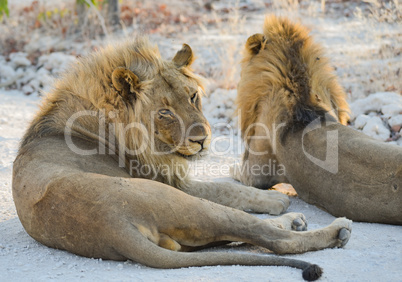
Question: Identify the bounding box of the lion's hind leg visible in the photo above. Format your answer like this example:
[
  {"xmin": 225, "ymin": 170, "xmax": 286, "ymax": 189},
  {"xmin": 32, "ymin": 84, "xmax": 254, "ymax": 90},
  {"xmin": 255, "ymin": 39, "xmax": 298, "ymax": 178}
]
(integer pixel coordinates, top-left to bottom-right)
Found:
[
  {"xmin": 267, "ymin": 217, "xmax": 352, "ymax": 255},
  {"xmin": 264, "ymin": 212, "xmax": 308, "ymax": 231},
  {"xmin": 112, "ymin": 218, "xmax": 323, "ymax": 281}
]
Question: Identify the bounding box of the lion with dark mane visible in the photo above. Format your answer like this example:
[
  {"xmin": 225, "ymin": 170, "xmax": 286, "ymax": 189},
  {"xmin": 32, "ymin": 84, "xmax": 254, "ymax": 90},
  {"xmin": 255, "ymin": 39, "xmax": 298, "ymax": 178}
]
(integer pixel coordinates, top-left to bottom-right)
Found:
[
  {"xmin": 234, "ymin": 15, "xmax": 402, "ymax": 225},
  {"xmin": 13, "ymin": 36, "xmax": 352, "ymax": 281}
]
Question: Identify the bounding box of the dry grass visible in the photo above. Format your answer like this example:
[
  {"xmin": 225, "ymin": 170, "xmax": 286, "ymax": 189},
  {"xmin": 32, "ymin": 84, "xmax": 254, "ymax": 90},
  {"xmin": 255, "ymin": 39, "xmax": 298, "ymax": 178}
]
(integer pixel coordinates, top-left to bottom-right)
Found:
[
  {"xmin": 200, "ymin": 2, "xmax": 247, "ymax": 90},
  {"xmin": 0, "ymin": 1, "xmax": 109, "ymax": 58},
  {"xmin": 0, "ymin": 0, "xmax": 400, "ymax": 96},
  {"xmin": 357, "ymin": 0, "xmax": 401, "ymax": 23},
  {"xmin": 0, "ymin": 0, "xmax": 202, "ymax": 57}
]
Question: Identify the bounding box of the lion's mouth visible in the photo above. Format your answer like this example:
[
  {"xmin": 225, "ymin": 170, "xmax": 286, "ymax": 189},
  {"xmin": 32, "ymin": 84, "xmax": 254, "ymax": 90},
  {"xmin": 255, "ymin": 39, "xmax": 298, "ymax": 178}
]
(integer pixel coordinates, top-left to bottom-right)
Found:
[{"xmin": 175, "ymin": 147, "xmax": 209, "ymax": 160}]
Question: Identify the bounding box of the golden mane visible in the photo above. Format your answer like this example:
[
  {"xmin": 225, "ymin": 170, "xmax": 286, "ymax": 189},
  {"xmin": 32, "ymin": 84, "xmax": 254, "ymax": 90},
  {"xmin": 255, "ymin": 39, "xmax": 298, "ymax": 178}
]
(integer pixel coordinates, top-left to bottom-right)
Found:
[
  {"xmin": 20, "ymin": 37, "xmax": 204, "ymax": 187},
  {"xmin": 237, "ymin": 15, "xmax": 350, "ymax": 141}
]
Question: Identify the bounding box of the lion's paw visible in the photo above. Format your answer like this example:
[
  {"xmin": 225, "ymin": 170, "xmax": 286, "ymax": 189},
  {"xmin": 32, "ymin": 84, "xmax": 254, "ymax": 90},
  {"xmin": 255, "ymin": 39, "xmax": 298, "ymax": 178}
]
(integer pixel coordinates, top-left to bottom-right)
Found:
[
  {"xmin": 266, "ymin": 212, "xmax": 307, "ymax": 231},
  {"xmin": 264, "ymin": 190, "xmax": 290, "ymax": 215},
  {"xmin": 291, "ymin": 213, "xmax": 308, "ymax": 231},
  {"xmin": 329, "ymin": 217, "xmax": 352, "ymax": 248},
  {"xmin": 338, "ymin": 228, "xmax": 351, "ymax": 247}
]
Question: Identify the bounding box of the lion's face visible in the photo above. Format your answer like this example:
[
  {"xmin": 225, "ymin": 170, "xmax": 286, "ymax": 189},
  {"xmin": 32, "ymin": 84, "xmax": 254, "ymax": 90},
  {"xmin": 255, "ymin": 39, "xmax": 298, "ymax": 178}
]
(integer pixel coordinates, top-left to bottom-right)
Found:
[
  {"xmin": 149, "ymin": 69, "xmax": 211, "ymax": 157},
  {"xmin": 111, "ymin": 44, "xmax": 211, "ymax": 158}
]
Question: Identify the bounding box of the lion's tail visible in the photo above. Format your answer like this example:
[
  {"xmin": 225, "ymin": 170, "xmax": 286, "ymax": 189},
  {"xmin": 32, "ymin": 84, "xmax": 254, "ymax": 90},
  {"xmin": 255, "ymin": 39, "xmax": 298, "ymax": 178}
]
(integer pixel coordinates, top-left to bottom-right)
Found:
[{"xmin": 114, "ymin": 224, "xmax": 322, "ymax": 281}]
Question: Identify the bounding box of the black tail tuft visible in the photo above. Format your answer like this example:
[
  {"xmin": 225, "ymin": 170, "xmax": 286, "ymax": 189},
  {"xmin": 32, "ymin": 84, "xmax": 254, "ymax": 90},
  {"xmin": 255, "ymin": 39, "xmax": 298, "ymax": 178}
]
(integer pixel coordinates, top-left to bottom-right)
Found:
[{"xmin": 302, "ymin": 264, "xmax": 323, "ymax": 281}]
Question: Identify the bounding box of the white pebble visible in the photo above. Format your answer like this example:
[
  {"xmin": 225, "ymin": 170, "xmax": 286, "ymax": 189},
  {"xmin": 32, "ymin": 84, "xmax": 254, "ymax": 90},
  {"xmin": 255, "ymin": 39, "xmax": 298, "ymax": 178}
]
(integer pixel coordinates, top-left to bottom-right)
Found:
[
  {"xmin": 388, "ymin": 115, "xmax": 402, "ymax": 127},
  {"xmin": 382, "ymin": 104, "xmax": 402, "ymax": 117},
  {"xmin": 0, "ymin": 64, "xmax": 16, "ymax": 82},
  {"xmin": 10, "ymin": 52, "xmax": 31, "ymax": 68},
  {"xmin": 22, "ymin": 84, "xmax": 34, "ymax": 95},
  {"xmin": 350, "ymin": 92, "xmax": 402, "ymax": 120},
  {"xmin": 354, "ymin": 114, "xmax": 370, "ymax": 129},
  {"xmin": 362, "ymin": 116, "xmax": 390, "ymax": 141}
]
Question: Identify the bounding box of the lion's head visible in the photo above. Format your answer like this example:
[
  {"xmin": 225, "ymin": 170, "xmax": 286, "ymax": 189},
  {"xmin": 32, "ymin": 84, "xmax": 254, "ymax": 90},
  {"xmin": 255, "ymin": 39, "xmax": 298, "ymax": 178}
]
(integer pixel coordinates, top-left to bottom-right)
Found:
[
  {"xmin": 233, "ymin": 15, "xmax": 350, "ymax": 188},
  {"xmin": 21, "ymin": 38, "xmax": 211, "ymax": 186},
  {"xmin": 110, "ymin": 43, "xmax": 211, "ymax": 158},
  {"xmin": 237, "ymin": 15, "xmax": 350, "ymax": 142}
]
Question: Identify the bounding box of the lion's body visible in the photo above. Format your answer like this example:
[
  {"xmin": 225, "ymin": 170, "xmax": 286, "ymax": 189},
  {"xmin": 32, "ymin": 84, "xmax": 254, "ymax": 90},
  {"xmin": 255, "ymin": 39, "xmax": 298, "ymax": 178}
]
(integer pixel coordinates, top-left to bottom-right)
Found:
[
  {"xmin": 13, "ymin": 37, "xmax": 352, "ymax": 281},
  {"xmin": 234, "ymin": 15, "xmax": 402, "ymax": 224}
]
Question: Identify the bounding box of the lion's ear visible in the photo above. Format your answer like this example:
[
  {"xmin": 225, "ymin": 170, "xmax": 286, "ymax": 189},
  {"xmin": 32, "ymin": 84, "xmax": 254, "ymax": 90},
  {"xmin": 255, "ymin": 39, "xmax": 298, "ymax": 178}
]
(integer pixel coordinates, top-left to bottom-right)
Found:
[
  {"xmin": 246, "ymin": 33, "xmax": 266, "ymax": 55},
  {"xmin": 111, "ymin": 67, "xmax": 140, "ymax": 100},
  {"xmin": 172, "ymin": 44, "xmax": 194, "ymax": 68}
]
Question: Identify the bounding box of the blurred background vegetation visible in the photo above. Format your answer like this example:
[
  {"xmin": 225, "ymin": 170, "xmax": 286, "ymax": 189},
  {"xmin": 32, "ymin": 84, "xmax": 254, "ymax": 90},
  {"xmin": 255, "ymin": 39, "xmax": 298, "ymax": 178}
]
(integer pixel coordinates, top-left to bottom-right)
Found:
[{"xmin": 0, "ymin": 0, "xmax": 400, "ymax": 94}]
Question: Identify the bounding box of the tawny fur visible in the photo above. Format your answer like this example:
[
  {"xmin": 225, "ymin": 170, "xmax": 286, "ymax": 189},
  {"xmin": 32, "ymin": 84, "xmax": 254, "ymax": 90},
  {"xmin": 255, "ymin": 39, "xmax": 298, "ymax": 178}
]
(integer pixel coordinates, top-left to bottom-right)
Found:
[
  {"xmin": 234, "ymin": 15, "xmax": 402, "ymax": 224},
  {"xmin": 21, "ymin": 38, "xmax": 203, "ymax": 187},
  {"xmin": 237, "ymin": 15, "xmax": 350, "ymax": 142},
  {"xmin": 13, "ymin": 37, "xmax": 354, "ymax": 281}
]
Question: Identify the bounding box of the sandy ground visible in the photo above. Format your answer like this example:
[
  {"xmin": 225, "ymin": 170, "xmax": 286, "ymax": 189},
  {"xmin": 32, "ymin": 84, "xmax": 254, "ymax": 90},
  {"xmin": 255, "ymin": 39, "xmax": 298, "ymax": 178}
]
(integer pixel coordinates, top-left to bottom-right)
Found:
[
  {"xmin": 1, "ymin": 198, "xmax": 401, "ymax": 282},
  {"xmin": 1, "ymin": 1, "xmax": 402, "ymax": 281},
  {"xmin": 0, "ymin": 90, "xmax": 401, "ymax": 281}
]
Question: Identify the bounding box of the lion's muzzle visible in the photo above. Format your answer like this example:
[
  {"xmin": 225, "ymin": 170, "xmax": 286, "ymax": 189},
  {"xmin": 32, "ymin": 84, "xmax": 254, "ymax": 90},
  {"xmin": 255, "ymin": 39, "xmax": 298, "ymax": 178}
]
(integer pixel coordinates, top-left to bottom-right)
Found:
[{"xmin": 178, "ymin": 125, "xmax": 211, "ymax": 156}]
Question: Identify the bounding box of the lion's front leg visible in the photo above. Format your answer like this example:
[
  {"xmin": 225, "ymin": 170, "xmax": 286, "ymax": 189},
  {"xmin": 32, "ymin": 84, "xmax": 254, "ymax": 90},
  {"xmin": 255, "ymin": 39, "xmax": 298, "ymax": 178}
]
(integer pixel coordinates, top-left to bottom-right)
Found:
[{"xmin": 180, "ymin": 180, "xmax": 290, "ymax": 215}]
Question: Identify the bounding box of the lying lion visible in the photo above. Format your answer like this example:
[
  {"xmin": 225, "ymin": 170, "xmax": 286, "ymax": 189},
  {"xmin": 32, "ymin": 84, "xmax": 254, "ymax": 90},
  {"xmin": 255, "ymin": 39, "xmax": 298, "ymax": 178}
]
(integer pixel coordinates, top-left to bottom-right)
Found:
[
  {"xmin": 234, "ymin": 15, "xmax": 402, "ymax": 225},
  {"xmin": 13, "ymin": 37, "xmax": 352, "ymax": 281}
]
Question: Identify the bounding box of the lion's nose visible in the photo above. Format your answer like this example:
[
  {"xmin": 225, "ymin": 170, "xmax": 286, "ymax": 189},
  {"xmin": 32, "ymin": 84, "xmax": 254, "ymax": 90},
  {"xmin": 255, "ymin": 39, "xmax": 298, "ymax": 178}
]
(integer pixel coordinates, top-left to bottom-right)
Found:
[{"xmin": 189, "ymin": 136, "xmax": 207, "ymax": 149}]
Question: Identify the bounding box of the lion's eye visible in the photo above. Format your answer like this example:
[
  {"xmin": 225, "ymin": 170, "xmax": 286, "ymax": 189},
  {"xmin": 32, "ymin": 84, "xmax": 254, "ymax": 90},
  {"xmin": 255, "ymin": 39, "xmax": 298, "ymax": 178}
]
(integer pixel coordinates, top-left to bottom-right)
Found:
[
  {"xmin": 158, "ymin": 109, "xmax": 173, "ymax": 116},
  {"xmin": 191, "ymin": 92, "xmax": 197, "ymax": 103}
]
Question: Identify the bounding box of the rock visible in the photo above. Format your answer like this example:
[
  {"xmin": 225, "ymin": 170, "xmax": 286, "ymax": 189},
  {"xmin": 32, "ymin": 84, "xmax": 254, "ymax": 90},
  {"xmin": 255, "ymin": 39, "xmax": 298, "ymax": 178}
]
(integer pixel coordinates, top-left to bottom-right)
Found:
[
  {"xmin": 391, "ymin": 125, "xmax": 401, "ymax": 133},
  {"xmin": 382, "ymin": 104, "xmax": 402, "ymax": 117},
  {"xmin": 354, "ymin": 114, "xmax": 370, "ymax": 129},
  {"xmin": 9, "ymin": 53, "xmax": 31, "ymax": 68},
  {"xmin": 349, "ymin": 92, "xmax": 402, "ymax": 120},
  {"xmin": 362, "ymin": 116, "xmax": 390, "ymax": 141},
  {"xmin": 388, "ymin": 114, "xmax": 402, "ymax": 128}
]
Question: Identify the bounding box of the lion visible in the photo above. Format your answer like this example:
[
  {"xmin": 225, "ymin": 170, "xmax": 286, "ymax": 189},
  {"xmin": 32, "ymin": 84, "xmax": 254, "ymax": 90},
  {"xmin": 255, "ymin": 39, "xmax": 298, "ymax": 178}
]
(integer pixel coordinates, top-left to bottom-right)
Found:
[
  {"xmin": 233, "ymin": 15, "xmax": 402, "ymax": 225},
  {"xmin": 13, "ymin": 37, "xmax": 352, "ymax": 281}
]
